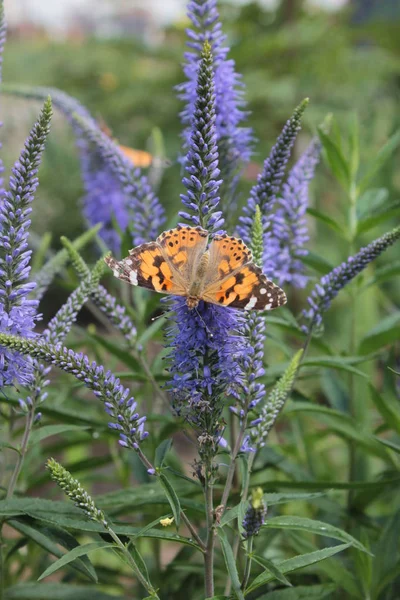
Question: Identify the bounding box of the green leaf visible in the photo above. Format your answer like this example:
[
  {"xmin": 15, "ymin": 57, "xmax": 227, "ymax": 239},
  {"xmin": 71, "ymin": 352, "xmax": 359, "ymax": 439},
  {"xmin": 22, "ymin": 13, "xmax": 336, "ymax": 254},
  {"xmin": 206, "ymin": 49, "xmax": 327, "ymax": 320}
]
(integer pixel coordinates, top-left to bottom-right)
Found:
[
  {"xmin": 262, "ymin": 516, "xmax": 369, "ymax": 554},
  {"xmin": 29, "ymin": 425, "xmax": 90, "ymax": 446},
  {"xmin": 356, "ymin": 188, "xmax": 389, "ymax": 218},
  {"xmin": 221, "ymin": 494, "xmax": 326, "ymax": 528},
  {"xmin": 358, "ymin": 313, "xmax": 400, "ymax": 354},
  {"xmin": 301, "ymin": 251, "xmax": 334, "ymax": 275},
  {"xmin": 307, "ymin": 208, "xmax": 346, "ymax": 236},
  {"xmin": 159, "ymin": 473, "xmax": 181, "ymax": 528},
  {"xmin": 246, "ymin": 544, "xmax": 351, "ymax": 594},
  {"xmin": 0, "ymin": 498, "xmax": 81, "ymax": 519},
  {"xmin": 263, "ymin": 492, "xmax": 327, "ymax": 505},
  {"xmin": 32, "ymin": 223, "xmax": 102, "ymax": 300},
  {"xmin": 128, "ymin": 543, "xmax": 151, "ymax": 586},
  {"xmin": 363, "ymin": 260, "xmax": 400, "ymax": 288},
  {"xmin": 372, "ymin": 509, "xmax": 400, "ymax": 597},
  {"xmin": 155, "ymin": 439, "xmax": 172, "ymax": 468},
  {"xmin": 369, "ymin": 383, "xmax": 400, "ymax": 433},
  {"xmin": 217, "ymin": 528, "xmax": 245, "ymax": 600},
  {"xmin": 220, "ymin": 501, "xmax": 248, "ymax": 527},
  {"xmin": 286, "ymin": 402, "xmax": 392, "ymax": 462},
  {"xmin": 302, "ymin": 356, "xmax": 369, "ymax": 378},
  {"xmin": 96, "ymin": 480, "xmax": 202, "ymax": 515},
  {"xmin": 0, "ymin": 442, "xmax": 20, "ymax": 454},
  {"xmin": 4, "ymin": 583, "xmax": 125, "ymax": 600},
  {"xmin": 318, "ymin": 128, "xmax": 350, "ymax": 191},
  {"xmin": 358, "ymin": 129, "xmax": 400, "ymax": 194},
  {"xmin": 256, "ymin": 584, "xmax": 336, "ymax": 600},
  {"xmin": 251, "ymin": 554, "xmax": 292, "ymax": 587},
  {"xmin": 357, "ymin": 202, "xmax": 400, "ymax": 235},
  {"xmin": 250, "ymin": 476, "xmax": 400, "ymax": 492},
  {"xmin": 0, "ymin": 498, "xmax": 200, "ymax": 547},
  {"xmin": 38, "ymin": 541, "xmax": 115, "ymax": 581},
  {"xmin": 89, "ymin": 333, "xmax": 143, "ymax": 373},
  {"xmin": 8, "ymin": 519, "xmax": 97, "ymax": 582},
  {"xmin": 375, "ymin": 437, "xmax": 400, "ymax": 455},
  {"xmin": 137, "ymin": 314, "xmax": 167, "ymax": 346}
]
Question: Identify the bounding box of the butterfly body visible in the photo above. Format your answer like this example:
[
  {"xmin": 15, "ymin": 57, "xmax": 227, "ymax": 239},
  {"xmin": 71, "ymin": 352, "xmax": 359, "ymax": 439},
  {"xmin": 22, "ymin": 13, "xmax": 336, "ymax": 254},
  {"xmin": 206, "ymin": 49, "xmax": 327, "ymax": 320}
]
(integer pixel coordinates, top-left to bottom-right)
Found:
[{"xmin": 105, "ymin": 225, "xmax": 286, "ymax": 311}]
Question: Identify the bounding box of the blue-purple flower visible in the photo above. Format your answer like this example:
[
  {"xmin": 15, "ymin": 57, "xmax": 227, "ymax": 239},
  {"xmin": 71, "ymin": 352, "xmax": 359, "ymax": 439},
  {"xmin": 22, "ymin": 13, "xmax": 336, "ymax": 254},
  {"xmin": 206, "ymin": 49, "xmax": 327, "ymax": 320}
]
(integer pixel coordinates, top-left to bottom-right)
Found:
[
  {"xmin": 80, "ymin": 148, "xmax": 129, "ymax": 255},
  {"xmin": 0, "ymin": 98, "xmax": 52, "ymax": 386},
  {"xmin": 167, "ymin": 42, "xmax": 249, "ymax": 449},
  {"xmin": 0, "ymin": 333, "xmax": 149, "ymax": 450},
  {"xmin": 180, "ymin": 40, "xmax": 223, "ymax": 232},
  {"xmin": 178, "ymin": 0, "xmax": 252, "ymax": 200},
  {"xmin": 242, "ymin": 487, "xmax": 267, "ymax": 539},
  {"xmin": 236, "ymin": 99, "xmax": 308, "ymax": 276},
  {"xmin": 302, "ymin": 226, "xmax": 400, "ymax": 333},
  {"xmin": 270, "ymin": 137, "xmax": 321, "ymax": 287}
]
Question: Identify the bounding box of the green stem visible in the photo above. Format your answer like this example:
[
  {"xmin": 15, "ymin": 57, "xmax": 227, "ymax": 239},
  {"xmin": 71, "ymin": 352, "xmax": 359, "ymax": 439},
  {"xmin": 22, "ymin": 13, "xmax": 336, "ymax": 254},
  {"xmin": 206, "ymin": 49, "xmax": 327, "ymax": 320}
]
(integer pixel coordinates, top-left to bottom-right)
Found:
[
  {"xmin": 6, "ymin": 407, "xmax": 35, "ymax": 499},
  {"xmin": 220, "ymin": 415, "xmax": 248, "ymax": 513},
  {"xmin": 241, "ymin": 536, "xmax": 254, "ymax": 591},
  {"xmin": 106, "ymin": 526, "xmax": 160, "ymax": 598},
  {"xmin": 204, "ymin": 468, "xmax": 215, "ymax": 598},
  {"xmin": 224, "ymin": 451, "xmax": 255, "ymax": 597},
  {"xmin": 347, "ymin": 288, "xmax": 358, "ymax": 511}
]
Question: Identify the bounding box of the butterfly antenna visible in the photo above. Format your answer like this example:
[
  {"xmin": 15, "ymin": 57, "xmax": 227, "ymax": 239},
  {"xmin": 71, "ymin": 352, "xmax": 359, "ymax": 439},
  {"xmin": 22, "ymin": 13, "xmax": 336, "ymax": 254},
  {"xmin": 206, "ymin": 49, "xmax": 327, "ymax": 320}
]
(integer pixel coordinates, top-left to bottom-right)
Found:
[
  {"xmin": 151, "ymin": 309, "xmax": 173, "ymax": 322},
  {"xmin": 194, "ymin": 307, "xmax": 213, "ymax": 338}
]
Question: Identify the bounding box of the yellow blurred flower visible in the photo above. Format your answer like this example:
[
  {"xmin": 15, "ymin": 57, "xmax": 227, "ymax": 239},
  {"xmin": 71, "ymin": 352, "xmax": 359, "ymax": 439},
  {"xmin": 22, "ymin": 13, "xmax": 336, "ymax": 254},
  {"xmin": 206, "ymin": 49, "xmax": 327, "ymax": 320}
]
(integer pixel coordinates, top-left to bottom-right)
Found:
[
  {"xmin": 160, "ymin": 517, "xmax": 174, "ymax": 527},
  {"xmin": 251, "ymin": 487, "xmax": 264, "ymax": 510}
]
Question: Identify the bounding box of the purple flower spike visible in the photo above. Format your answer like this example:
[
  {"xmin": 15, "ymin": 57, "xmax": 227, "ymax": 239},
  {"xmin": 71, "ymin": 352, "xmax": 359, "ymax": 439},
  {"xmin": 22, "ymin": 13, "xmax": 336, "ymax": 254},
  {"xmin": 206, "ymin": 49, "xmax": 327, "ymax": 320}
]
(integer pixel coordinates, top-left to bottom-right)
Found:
[
  {"xmin": 302, "ymin": 226, "xmax": 400, "ymax": 333},
  {"xmin": 180, "ymin": 41, "xmax": 223, "ymax": 232},
  {"xmin": 269, "ymin": 137, "xmax": 322, "ymax": 287},
  {"xmin": 0, "ymin": 99, "xmax": 52, "ymax": 386},
  {"xmin": 178, "ymin": 0, "xmax": 253, "ymax": 203},
  {"xmin": 237, "ymin": 99, "xmax": 308, "ymax": 271},
  {"xmin": 166, "ymin": 297, "xmax": 248, "ymax": 447}
]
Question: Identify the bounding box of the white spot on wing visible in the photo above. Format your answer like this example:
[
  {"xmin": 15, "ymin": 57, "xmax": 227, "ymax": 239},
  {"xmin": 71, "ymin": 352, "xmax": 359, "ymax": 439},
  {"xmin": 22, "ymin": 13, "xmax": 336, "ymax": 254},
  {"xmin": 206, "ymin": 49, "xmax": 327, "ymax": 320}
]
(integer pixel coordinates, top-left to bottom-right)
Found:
[
  {"xmin": 260, "ymin": 288, "xmax": 267, "ymax": 295},
  {"xmin": 244, "ymin": 296, "xmax": 257, "ymax": 310},
  {"xmin": 113, "ymin": 269, "xmax": 120, "ymax": 278},
  {"xmin": 129, "ymin": 270, "xmax": 138, "ymax": 285}
]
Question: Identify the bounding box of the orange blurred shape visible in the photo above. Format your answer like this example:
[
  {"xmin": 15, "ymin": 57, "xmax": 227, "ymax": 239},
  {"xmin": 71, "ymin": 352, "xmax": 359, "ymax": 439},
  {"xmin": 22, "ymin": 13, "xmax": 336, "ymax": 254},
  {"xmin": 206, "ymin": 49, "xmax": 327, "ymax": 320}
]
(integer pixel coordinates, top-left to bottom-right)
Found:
[
  {"xmin": 98, "ymin": 117, "xmax": 170, "ymax": 169},
  {"xmin": 118, "ymin": 145, "xmax": 154, "ymax": 168}
]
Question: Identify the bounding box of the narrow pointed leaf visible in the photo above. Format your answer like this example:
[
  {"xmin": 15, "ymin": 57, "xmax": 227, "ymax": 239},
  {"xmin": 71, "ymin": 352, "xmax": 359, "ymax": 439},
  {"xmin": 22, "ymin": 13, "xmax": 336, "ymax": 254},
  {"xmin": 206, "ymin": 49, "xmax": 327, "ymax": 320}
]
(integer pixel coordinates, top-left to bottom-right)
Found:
[
  {"xmin": 217, "ymin": 528, "xmax": 245, "ymax": 600},
  {"xmin": 159, "ymin": 473, "xmax": 181, "ymax": 527},
  {"xmin": 247, "ymin": 543, "xmax": 351, "ymax": 593},
  {"xmin": 262, "ymin": 516, "xmax": 369, "ymax": 554},
  {"xmin": 38, "ymin": 541, "xmax": 115, "ymax": 581}
]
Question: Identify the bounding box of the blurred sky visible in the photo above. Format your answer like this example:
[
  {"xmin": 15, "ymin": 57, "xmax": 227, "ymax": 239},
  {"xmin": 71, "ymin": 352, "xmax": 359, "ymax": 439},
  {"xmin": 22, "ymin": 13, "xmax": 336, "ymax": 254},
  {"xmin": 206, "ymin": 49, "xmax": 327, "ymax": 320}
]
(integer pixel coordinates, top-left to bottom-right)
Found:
[{"xmin": 6, "ymin": 0, "xmax": 348, "ymax": 32}]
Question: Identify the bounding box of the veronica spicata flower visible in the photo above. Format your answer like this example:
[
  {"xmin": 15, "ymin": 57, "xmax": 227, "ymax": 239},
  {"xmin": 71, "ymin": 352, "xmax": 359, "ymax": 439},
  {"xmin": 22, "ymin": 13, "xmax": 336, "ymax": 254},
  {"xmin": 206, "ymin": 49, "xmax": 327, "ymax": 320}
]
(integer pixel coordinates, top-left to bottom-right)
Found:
[
  {"xmin": 237, "ymin": 99, "xmax": 308, "ymax": 277},
  {"xmin": 47, "ymin": 458, "xmax": 107, "ymax": 526},
  {"xmin": 75, "ymin": 114, "xmax": 165, "ymax": 251},
  {"xmin": 0, "ymin": 99, "xmax": 52, "ymax": 386},
  {"xmin": 242, "ymin": 487, "xmax": 267, "ymax": 539},
  {"xmin": 167, "ymin": 43, "xmax": 247, "ymax": 449},
  {"xmin": 270, "ymin": 137, "xmax": 321, "ymax": 287},
  {"xmin": 178, "ymin": 0, "xmax": 252, "ymax": 202},
  {"xmin": 302, "ymin": 226, "xmax": 400, "ymax": 333},
  {"xmin": 0, "ymin": 334, "xmax": 148, "ymax": 450}
]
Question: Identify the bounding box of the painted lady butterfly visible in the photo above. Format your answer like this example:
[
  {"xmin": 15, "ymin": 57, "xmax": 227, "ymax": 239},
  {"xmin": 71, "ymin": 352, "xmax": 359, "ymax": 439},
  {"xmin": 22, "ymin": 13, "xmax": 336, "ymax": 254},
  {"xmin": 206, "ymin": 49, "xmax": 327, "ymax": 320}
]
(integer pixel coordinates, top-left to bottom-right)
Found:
[{"xmin": 105, "ymin": 225, "xmax": 286, "ymax": 311}]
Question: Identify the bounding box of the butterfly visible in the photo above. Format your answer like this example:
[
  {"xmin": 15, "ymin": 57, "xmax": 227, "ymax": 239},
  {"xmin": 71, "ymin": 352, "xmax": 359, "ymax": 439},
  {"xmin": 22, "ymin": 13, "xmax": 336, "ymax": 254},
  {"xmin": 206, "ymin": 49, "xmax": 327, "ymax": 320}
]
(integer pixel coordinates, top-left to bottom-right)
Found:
[
  {"xmin": 104, "ymin": 225, "xmax": 287, "ymax": 311},
  {"xmin": 98, "ymin": 117, "xmax": 168, "ymax": 169}
]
